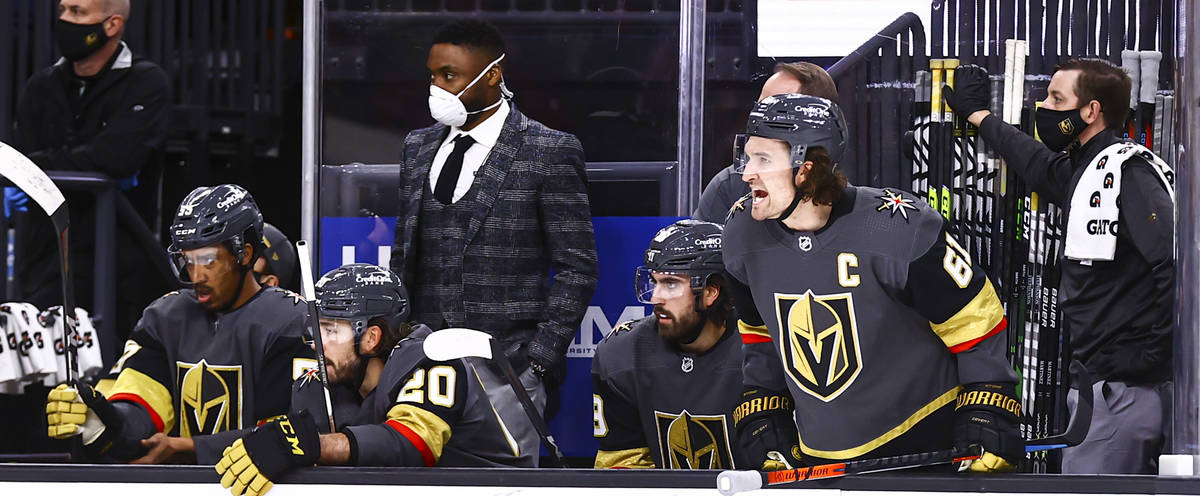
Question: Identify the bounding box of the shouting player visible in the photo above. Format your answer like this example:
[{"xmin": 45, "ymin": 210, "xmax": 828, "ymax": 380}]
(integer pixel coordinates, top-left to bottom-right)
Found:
[
  {"xmin": 592, "ymin": 220, "xmax": 744, "ymax": 469},
  {"xmin": 724, "ymin": 95, "xmax": 1020, "ymax": 472}
]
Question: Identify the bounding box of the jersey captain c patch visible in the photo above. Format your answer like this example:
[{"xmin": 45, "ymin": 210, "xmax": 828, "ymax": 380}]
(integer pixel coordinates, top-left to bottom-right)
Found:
[
  {"xmin": 774, "ymin": 291, "xmax": 862, "ymax": 402},
  {"xmin": 177, "ymin": 359, "xmax": 243, "ymax": 437},
  {"xmin": 654, "ymin": 410, "xmax": 734, "ymax": 469}
]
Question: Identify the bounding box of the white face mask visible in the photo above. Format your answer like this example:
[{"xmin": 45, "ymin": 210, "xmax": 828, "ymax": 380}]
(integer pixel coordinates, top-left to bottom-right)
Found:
[{"xmin": 428, "ymin": 53, "xmax": 506, "ymax": 128}]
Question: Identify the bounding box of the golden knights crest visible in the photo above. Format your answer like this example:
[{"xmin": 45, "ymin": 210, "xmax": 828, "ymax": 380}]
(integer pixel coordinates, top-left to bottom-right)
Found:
[
  {"xmin": 654, "ymin": 410, "xmax": 734, "ymax": 469},
  {"xmin": 774, "ymin": 291, "xmax": 862, "ymax": 402},
  {"xmin": 177, "ymin": 359, "xmax": 243, "ymax": 437}
]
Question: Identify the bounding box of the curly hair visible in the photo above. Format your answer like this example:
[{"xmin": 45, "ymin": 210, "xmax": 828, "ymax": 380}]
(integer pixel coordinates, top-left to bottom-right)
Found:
[{"xmin": 796, "ymin": 147, "xmax": 847, "ymax": 206}]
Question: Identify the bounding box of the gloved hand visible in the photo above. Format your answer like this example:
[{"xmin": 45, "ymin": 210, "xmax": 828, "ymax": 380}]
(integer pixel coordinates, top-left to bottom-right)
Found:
[
  {"xmin": 4, "ymin": 187, "xmax": 28, "ymax": 218},
  {"xmin": 942, "ymin": 64, "xmax": 992, "ymax": 117},
  {"xmin": 215, "ymin": 410, "xmax": 321, "ymax": 496},
  {"xmin": 733, "ymin": 387, "xmax": 803, "ymax": 471},
  {"xmin": 954, "ymin": 383, "xmax": 1023, "ymax": 472},
  {"xmin": 46, "ymin": 380, "xmax": 119, "ymax": 445}
]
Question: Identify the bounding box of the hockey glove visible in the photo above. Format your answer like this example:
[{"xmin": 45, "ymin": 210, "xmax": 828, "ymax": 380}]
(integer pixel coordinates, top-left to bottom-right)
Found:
[
  {"xmin": 954, "ymin": 383, "xmax": 1023, "ymax": 472},
  {"xmin": 942, "ymin": 64, "xmax": 992, "ymax": 117},
  {"xmin": 733, "ymin": 387, "xmax": 803, "ymax": 471},
  {"xmin": 46, "ymin": 381, "xmax": 118, "ymax": 445},
  {"xmin": 215, "ymin": 410, "xmax": 321, "ymax": 496}
]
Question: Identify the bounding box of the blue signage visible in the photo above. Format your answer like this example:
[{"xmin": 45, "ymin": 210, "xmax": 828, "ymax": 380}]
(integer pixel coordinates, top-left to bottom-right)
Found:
[{"xmin": 320, "ymin": 215, "xmax": 682, "ymax": 459}]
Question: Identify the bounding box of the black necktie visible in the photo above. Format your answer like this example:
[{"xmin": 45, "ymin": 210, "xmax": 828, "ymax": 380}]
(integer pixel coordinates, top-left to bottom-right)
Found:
[{"xmin": 434, "ymin": 134, "xmax": 476, "ymax": 204}]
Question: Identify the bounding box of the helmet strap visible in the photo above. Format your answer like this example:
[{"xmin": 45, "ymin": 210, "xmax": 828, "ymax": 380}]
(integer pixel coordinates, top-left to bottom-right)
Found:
[{"xmin": 776, "ymin": 168, "xmax": 806, "ymax": 228}]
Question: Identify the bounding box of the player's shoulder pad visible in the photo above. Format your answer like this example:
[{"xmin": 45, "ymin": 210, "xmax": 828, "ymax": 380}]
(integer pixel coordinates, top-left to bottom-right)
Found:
[
  {"xmin": 597, "ymin": 316, "xmax": 655, "ymax": 353},
  {"xmin": 264, "ymin": 286, "xmax": 307, "ymax": 306}
]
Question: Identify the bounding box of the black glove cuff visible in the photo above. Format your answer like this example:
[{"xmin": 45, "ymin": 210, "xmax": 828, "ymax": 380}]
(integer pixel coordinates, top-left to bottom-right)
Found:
[
  {"xmin": 340, "ymin": 425, "xmax": 360, "ymax": 466},
  {"xmin": 955, "ymin": 383, "xmax": 1021, "ymax": 420},
  {"xmin": 733, "ymin": 388, "xmax": 794, "ymax": 430}
]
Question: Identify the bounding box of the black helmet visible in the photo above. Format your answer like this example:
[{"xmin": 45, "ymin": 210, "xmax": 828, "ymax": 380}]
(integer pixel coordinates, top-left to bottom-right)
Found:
[
  {"xmin": 169, "ymin": 184, "xmax": 264, "ymax": 264},
  {"xmin": 635, "ymin": 220, "xmax": 724, "ymax": 303},
  {"xmin": 735, "ymin": 93, "xmax": 848, "ymax": 170},
  {"xmin": 259, "ymin": 223, "xmax": 297, "ymax": 289},
  {"xmin": 315, "ymin": 264, "xmax": 409, "ymax": 338}
]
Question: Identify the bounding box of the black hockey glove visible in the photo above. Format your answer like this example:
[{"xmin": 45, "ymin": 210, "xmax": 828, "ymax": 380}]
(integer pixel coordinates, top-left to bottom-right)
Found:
[
  {"xmin": 954, "ymin": 383, "xmax": 1023, "ymax": 472},
  {"xmin": 942, "ymin": 64, "xmax": 992, "ymax": 117},
  {"xmin": 733, "ymin": 387, "xmax": 803, "ymax": 471},
  {"xmin": 215, "ymin": 410, "xmax": 321, "ymax": 496}
]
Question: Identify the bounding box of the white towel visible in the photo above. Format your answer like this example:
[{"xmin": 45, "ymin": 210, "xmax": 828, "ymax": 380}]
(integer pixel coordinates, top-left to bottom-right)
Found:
[{"xmin": 1065, "ymin": 142, "xmax": 1175, "ymax": 261}]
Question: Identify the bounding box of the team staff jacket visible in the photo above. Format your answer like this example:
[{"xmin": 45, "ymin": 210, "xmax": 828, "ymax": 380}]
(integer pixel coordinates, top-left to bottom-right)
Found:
[
  {"xmin": 592, "ymin": 316, "xmax": 745, "ymax": 469},
  {"xmin": 105, "ymin": 287, "xmax": 311, "ymax": 464},
  {"xmin": 723, "ymin": 185, "xmax": 1015, "ymax": 461},
  {"xmin": 977, "ymin": 117, "xmax": 1174, "ymax": 383},
  {"xmin": 329, "ymin": 325, "xmax": 535, "ymax": 467}
]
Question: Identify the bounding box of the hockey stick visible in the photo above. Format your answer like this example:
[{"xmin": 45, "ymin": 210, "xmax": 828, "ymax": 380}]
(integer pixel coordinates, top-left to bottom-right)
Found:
[
  {"xmin": 295, "ymin": 240, "xmax": 336, "ymax": 432},
  {"xmin": 1121, "ymin": 50, "xmax": 1140, "ymax": 140},
  {"xmin": 423, "ymin": 327, "xmax": 569, "ymax": 468},
  {"xmin": 0, "ymin": 141, "xmax": 78, "ymax": 383},
  {"xmin": 715, "ymin": 360, "xmax": 1094, "ymax": 495}
]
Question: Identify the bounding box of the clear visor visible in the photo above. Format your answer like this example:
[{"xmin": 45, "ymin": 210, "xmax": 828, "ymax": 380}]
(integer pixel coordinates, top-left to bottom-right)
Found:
[
  {"xmin": 634, "ymin": 267, "xmax": 696, "ymax": 304},
  {"xmin": 306, "ymin": 318, "xmax": 355, "ymax": 347},
  {"xmin": 731, "ymin": 134, "xmax": 804, "ymax": 174},
  {"xmin": 168, "ymin": 246, "xmax": 224, "ymax": 282}
]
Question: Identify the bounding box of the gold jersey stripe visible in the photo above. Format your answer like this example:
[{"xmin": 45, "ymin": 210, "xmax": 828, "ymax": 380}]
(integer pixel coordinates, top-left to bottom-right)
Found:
[
  {"xmin": 594, "ymin": 447, "xmax": 655, "ymax": 469},
  {"xmin": 385, "ymin": 403, "xmax": 453, "ymax": 461},
  {"xmin": 109, "ymin": 368, "xmax": 176, "ymax": 434},
  {"xmin": 798, "ymin": 386, "xmax": 960, "ymax": 460},
  {"xmin": 929, "ymin": 278, "xmax": 1005, "ymax": 348},
  {"xmin": 94, "ymin": 378, "xmax": 117, "ymax": 396},
  {"xmin": 738, "ymin": 320, "xmax": 770, "ymax": 338}
]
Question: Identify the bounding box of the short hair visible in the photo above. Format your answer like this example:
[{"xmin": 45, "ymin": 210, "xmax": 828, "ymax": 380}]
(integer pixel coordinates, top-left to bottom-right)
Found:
[
  {"xmin": 432, "ymin": 19, "xmax": 506, "ymax": 62},
  {"xmin": 775, "ymin": 62, "xmax": 840, "ymax": 102},
  {"xmin": 103, "ymin": 0, "xmax": 130, "ymax": 18},
  {"xmin": 1055, "ymin": 58, "xmax": 1132, "ymax": 130}
]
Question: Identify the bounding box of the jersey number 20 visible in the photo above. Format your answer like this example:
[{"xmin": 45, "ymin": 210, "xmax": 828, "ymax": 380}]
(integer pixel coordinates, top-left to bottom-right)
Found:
[{"xmin": 397, "ymin": 366, "xmax": 457, "ymax": 408}]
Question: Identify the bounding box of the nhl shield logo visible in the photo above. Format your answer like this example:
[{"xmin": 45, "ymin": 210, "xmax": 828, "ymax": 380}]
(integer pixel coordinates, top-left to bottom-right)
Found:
[
  {"xmin": 177, "ymin": 359, "xmax": 243, "ymax": 436},
  {"xmin": 654, "ymin": 410, "xmax": 734, "ymax": 469},
  {"xmin": 797, "ymin": 236, "xmax": 813, "ymax": 252},
  {"xmin": 681, "ymin": 356, "xmax": 694, "ymax": 373},
  {"xmin": 773, "ymin": 290, "xmax": 862, "ymax": 402}
]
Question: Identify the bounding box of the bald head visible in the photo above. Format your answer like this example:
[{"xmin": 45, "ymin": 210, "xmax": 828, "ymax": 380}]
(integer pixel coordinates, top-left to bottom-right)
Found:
[
  {"xmin": 758, "ymin": 71, "xmax": 802, "ymax": 102},
  {"xmin": 104, "ymin": 0, "xmax": 130, "ymax": 18}
]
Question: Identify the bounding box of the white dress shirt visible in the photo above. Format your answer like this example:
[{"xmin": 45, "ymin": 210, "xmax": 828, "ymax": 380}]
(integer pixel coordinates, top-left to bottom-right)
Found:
[{"xmin": 428, "ymin": 99, "xmax": 510, "ymax": 203}]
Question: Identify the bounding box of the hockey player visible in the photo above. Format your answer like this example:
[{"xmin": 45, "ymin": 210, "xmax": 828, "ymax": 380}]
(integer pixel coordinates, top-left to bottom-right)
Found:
[
  {"xmin": 253, "ymin": 223, "xmax": 297, "ymax": 291},
  {"xmin": 44, "ymin": 184, "xmax": 312, "ymax": 464},
  {"xmin": 592, "ymin": 219, "xmax": 744, "ymax": 469},
  {"xmin": 944, "ymin": 60, "xmax": 1175, "ymax": 474},
  {"xmin": 724, "ymin": 94, "xmax": 1020, "ymax": 472},
  {"xmin": 214, "ymin": 264, "xmax": 534, "ymax": 496}
]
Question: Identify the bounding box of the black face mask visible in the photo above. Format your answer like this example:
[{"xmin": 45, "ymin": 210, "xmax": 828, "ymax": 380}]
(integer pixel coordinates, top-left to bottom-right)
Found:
[
  {"xmin": 54, "ymin": 17, "xmax": 112, "ymax": 62},
  {"xmin": 1034, "ymin": 106, "xmax": 1089, "ymax": 153}
]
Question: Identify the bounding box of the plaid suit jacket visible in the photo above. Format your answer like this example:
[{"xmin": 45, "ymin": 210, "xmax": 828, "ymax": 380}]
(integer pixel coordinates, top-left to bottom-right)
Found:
[{"xmin": 391, "ymin": 106, "xmax": 599, "ymax": 369}]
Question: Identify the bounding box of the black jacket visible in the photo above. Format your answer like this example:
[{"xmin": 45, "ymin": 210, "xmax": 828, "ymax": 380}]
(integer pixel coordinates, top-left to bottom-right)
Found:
[
  {"xmin": 11, "ymin": 43, "xmax": 170, "ymax": 334},
  {"xmin": 978, "ymin": 115, "xmax": 1174, "ymax": 383}
]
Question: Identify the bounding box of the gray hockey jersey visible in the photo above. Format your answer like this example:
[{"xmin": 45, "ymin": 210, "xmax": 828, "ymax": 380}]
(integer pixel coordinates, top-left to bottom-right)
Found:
[
  {"xmin": 592, "ymin": 316, "xmax": 745, "ymax": 469},
  {"xmin": 724, "ymin": 186, "xmax": 1014, "ymax": 461}
]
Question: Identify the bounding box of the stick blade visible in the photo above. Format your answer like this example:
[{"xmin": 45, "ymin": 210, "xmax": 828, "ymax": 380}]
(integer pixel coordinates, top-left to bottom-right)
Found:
[
  {"xmin": 424, "ymin": 328, "xmax": 494, "ymax": 361},
  {"xmin": 0, "ymin": 141, "xmax": 66, "ymax": 216},
  {"xmin": 1026, "ymin": 360, "xmax": 1093, "ymax": 450}
]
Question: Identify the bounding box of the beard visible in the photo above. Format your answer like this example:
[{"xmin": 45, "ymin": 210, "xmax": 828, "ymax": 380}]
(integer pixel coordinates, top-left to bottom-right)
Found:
[
  {"xmin": 325, "ymin": 353, "xmax": 363, "ymax": 386},
  {"xmin": 655, "ymin": 304, "xmax": 704, "ymax": 344}
]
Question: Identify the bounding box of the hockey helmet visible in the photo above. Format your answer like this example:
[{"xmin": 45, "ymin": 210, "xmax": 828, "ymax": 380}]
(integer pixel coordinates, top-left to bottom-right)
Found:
[
  {"xmin": 314, "ymin": 264, "xmax": 409, "ymax": 338},
  {"xmin": 258, "ymin": 223, "xmax": 297, "ymax": 289},
  {"xmin": 733, "ymin": 94, "xmax": 848, "ymax": 173},
  {"xmin": 635, "ymin": 220, "xmax": 725, "ymax": 304},
  {"xmin": 168, "ymin": 184, "xmax": 264, "ymax": 278}
]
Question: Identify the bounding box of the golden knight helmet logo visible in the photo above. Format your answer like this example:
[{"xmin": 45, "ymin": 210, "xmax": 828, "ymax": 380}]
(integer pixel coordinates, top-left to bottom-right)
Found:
[
  {"xmin": 774, "ymin": 290, "xmax": 862, "ymax": 402},
  {"xmin": 1058, "ymin": 118, "xmax": 1074, "ymax": 135},
  {"xmin": 658, "ymin": 410, "xmax": 732, "ymax": 470},
  {"xmin": 178, "ymin": 359, "xmax": 242, "ymax": 437}
]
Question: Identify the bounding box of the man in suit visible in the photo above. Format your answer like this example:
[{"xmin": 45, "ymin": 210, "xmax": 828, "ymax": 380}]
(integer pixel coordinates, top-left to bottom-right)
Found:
[{"xmin": 390, "ymin": 19, "xmax": 599, "ymax": 427}]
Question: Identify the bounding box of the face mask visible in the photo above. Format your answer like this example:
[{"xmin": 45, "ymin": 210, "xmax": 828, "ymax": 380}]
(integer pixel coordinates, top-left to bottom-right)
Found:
[
  {"xmin": 55, "ymin": 17, "xmax": 112, "ymax": 62},
  {"xmin": 1035, "ymin": 106, "xmax": 1089, "ymax": 153},
  {"xmin": 428, "ymin": 53, "xmax": 506, "ymax": 128}
]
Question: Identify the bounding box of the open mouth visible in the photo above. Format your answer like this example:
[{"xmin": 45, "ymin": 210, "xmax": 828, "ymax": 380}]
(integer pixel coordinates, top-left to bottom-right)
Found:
[
  {"xmin": 752, "ymin": 188, "xmax": 768, "ymax": 205},
  {"xmin": 655, "ymin": 307, "xmax": 673, "ymax": 324},
  {"xmin": 195, "ymin": 288, "xmax": 213, "ymax": 304}
]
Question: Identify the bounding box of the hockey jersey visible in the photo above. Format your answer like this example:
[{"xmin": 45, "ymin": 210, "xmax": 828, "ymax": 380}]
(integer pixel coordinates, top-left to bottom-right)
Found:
[
  {"xmin": 328, "ymin": 325, "xmax": 535, "ymax": 467},
  {"xmin": 106, "ymin": 287, "xmax": 312, "ymax": 444},
  {"xmin": 723, "ymin": 186, "xmax": 1014, "ymax": 461},
  {"xmin": 592, "ymin": 316, "xmax": 745, "ymax": 469}
]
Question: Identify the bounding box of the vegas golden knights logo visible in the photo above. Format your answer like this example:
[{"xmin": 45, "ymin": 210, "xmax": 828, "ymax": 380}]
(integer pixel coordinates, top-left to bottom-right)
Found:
[
  {"xmin": 177, "ymin": 359, "xmax": 243, "ymax": 437},
  {"xmin": 654, "ymin": 410, "xmax": 733, "ymax": 469},
  {"xmin": 774, "ymin": 291, "xmax": 862, "ymax": 402}
]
